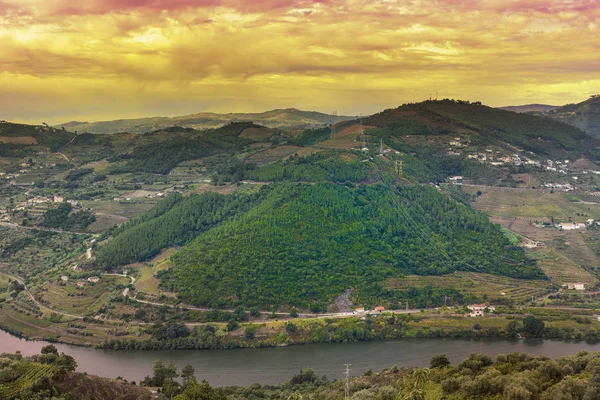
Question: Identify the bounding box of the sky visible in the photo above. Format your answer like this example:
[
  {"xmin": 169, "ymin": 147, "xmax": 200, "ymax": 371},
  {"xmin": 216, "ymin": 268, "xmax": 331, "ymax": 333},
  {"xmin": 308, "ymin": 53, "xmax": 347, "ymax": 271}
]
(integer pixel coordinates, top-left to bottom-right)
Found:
[{"xmin": 0, "ymin": 0, "xmax": 599, "ymax": 124}]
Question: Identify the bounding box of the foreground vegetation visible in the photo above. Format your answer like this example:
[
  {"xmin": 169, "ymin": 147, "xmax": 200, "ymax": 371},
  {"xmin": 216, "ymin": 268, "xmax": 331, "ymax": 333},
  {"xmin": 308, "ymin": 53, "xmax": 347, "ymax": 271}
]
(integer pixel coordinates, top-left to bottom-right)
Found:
[{"xmin": 5, "ymin": 346, "xmax": 600, "ymax": 399}]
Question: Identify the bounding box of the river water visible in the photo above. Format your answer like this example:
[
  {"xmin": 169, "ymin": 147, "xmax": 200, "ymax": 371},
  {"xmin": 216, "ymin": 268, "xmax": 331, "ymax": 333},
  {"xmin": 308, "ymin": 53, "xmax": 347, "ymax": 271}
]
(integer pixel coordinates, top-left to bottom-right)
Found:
[{"xmin": 3, "ymin": 330, "xmax": 600, "ymax": 386}]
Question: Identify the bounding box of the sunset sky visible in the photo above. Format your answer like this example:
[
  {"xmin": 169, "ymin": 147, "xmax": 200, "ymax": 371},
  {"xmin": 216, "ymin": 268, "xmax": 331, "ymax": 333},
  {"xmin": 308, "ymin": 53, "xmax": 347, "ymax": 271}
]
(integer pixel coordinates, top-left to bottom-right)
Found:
[{"xmin": 1, "ymin": 0, "xmax": 599, "ymax": 124}]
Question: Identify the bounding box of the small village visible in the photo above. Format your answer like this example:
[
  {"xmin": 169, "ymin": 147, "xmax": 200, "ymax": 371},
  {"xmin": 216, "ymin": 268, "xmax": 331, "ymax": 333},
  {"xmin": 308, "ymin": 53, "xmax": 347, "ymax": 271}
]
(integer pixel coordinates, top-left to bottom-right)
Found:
[{"xmin": 0, "ymin": 192, "xmax": 81, "ymax": 224}]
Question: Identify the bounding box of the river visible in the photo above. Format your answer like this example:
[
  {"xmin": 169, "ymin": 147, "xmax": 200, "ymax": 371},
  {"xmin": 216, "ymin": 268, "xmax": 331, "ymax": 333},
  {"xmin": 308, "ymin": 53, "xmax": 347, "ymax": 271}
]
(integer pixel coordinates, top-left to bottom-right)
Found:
[{"xmin": 3, "ymin": 330, "xmax": 600, "ymax": 387}]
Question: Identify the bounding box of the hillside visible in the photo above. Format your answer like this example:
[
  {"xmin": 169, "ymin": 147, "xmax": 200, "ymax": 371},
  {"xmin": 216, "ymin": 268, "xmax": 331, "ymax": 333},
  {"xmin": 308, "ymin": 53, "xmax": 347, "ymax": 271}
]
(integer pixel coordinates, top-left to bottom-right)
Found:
[
  {"xmin": 546, "ymin": 95, "xmax": 600, "ymax": 137},
  {"xmin": 97, "ymin": 154, "xmax": 543, "ymax": 310},
  {"xmin": 57, "ymin": 108, "xmax": 356, "ymax": 134},
  {"xmin": 363, "ymin": 99, "xmax": 597, "ymax": 160},
  {"xmin": 498, "ymin": 104, "xmax": 558, "ymax": 113}
]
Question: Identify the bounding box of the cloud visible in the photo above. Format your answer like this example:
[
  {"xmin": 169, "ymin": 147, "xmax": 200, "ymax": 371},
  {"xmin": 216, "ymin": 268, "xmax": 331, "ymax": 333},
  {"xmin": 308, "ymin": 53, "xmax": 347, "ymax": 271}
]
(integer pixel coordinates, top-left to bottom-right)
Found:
[{"xmin": 0, "ymin": 0, "xmax": 598, "ymax": 123}]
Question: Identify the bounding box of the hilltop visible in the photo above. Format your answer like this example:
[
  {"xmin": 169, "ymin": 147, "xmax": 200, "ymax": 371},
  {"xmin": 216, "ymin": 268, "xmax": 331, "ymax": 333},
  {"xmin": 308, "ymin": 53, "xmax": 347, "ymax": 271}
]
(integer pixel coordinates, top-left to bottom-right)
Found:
[
  {"xmin": 545, "ymin": 95, "xmax": 600, "ymax": 137},
  {"xmin": 362, "ymin": 99, "xmax": 596, "ymax": 160},
  {"xmin": 57, "ymin": 108, "xmax": 356, "ymax": 134},
  {"xmin": 498, "ymin": 104, "xmax": 558, "ymax": 113}
]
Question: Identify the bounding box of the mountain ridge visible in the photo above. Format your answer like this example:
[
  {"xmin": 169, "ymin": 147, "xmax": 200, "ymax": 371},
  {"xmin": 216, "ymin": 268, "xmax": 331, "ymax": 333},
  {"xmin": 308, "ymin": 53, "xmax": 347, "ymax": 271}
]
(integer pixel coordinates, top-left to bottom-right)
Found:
[
  {"xmin": 56, "ymin": 108, "xmax": 357, "ymax": 134},
  {"xmin": 498, "ymin": 104, "xmax": 558, "ymax": 113}
]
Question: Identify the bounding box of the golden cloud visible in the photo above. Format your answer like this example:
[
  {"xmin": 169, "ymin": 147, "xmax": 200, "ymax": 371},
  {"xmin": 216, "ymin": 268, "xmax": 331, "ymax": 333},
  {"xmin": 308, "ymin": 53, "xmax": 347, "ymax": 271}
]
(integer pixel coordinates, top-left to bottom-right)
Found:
[{"xmin": 0, "ymin": 0, "xmax": 598, "ymax": 123}]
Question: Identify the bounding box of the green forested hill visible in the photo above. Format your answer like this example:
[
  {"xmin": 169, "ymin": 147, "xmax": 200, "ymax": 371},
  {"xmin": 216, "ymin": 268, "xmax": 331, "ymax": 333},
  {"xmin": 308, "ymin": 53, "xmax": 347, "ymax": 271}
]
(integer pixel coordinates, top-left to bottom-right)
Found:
[{"xmin": 156, "ymin": 182, "xmax": 541, "ymax": 309}]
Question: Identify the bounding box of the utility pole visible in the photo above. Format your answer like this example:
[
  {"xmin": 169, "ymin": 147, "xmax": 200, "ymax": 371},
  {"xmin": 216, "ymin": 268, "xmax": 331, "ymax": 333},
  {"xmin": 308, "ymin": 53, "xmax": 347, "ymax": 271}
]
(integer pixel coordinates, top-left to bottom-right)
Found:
[
  {"xmin": 406, "ymin": 301, "xmax": 408, "ymax": 311},
  {"xmin": 344, "ymin": 363, "xmax": 352, "ymax": 398},
  {"xmin": 444, "ymin": 295, "xmax": 447, "ymax": 307},
  {"xmin": 331, "ymin": 110, "xmax": 338, "ymax": 138},
  {"xmin": 379, "ymin": 138, "xmax": 383, "ymax": 156}
]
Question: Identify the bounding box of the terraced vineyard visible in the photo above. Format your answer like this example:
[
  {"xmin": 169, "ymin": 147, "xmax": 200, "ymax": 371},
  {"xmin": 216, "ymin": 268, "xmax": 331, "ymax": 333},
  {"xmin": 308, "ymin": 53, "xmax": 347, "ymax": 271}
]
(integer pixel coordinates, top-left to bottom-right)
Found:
[
  {"xmin": 0, "ymin": 362, "xmax": 57, "ymax": 399},
  {"xmin": 384, "ymin": 272, "xmax": 552, "ymax": 303},
  {"xmin": 529, "ymin": 247, "xmax": 596, "ymax": 285},
  {"xmin": 34, "ymin": 275, "xmax": 129, "ymax": 316},
  {"xmin": 468, "ymin": 186, "xmax": 600, "ymax": 221}
]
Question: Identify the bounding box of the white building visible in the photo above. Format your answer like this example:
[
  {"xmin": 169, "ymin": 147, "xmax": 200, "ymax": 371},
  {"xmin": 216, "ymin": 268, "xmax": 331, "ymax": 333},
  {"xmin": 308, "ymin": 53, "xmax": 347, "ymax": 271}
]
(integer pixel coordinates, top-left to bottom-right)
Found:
[
  {"xmin": 559, "ymin": 223, "xmax": 586, "ymax": 230},
  {"xmin": 564, "ymin": 283, "xmax": 586, "ymax": 291},
  {"xmin": 467, "ymin": 304, "xmax": 496, "ymax": 312}
]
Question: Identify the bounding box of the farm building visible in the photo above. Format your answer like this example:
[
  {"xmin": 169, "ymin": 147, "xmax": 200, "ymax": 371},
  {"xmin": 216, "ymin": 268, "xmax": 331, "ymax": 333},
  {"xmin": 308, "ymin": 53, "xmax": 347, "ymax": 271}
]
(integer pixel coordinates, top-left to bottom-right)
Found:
[
  {"xmin": 559, "ymin": 223, "xmax": 585, "ymax": 230},
  {"xmin": 564, "ymin": 283, "xmax": 586, "ymax": 290}
]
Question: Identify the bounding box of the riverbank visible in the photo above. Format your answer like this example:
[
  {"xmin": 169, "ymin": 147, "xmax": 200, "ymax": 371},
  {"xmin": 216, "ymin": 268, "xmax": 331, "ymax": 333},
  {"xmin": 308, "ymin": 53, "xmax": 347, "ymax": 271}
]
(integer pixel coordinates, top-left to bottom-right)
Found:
[
  {"xmin": 2, "ymin": 329, "xmax": 600, "ymax": 387},
  {"xmin": 4, "ymin": 301, "xmax": 600, "ymax": 353}
]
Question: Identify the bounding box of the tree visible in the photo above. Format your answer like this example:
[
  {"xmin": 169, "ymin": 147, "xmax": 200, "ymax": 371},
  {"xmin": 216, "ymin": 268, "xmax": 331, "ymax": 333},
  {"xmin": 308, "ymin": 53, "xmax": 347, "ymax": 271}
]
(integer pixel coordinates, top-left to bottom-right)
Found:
[
  {"xmin": 174, "ymin": 377, "xmax": 226, "ymax": 400},
  {"xmin": 181, "ymin": 364, "xmax": 195, "ymax": 386},
  {"xmin": 290, "ymin": 308, "xmax": 298, "ymax": 318},
  {"xmin": 56, "ymin": 353, "xmax": 77, "ymax": 372},
  {"xmin": 430, "ymin": 354, "xmax": 451, "ymax": 369},
  {"xmin": 41, "ymin": 345, "xmax": 58, "ymax": 355},
  {"xmin": 505, "ymin": 320, "xmax": 520, "ymax": 337},
  {"xmin": 151, "ymin": 359, "xmax": 167, "ymax": 386},
  {"xmin": 523, "ymin": 316, "xmax": 545, "ymax": 337},
  {"xmin": 244, "ymin": 327, "xmax": 255, "ymax": 339},
  {"xmin": 227, "ymin": 319, "xmax": 238, "ymax": 332}
]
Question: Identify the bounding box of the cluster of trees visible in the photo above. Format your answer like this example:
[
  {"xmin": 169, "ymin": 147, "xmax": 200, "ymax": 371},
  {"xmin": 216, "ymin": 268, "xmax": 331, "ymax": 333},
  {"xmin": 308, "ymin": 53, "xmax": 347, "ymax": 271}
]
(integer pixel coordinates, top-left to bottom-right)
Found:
[
  {"xmin": 107, "ymin": 122, "xmax": 255, "ymax": 174},
  {"xmin": 247, "ymin": 151, "xmax": 377, "ymax": 183},
  {"xmin": 287, "ymin": 127, "xmax": 331, "ymax": 146},
  {"xmin": 140, "ymin": 360, "xmax": 222, "ymax": 399},
  {"xmin": 41, "ymin": 203, "xmax": 95, "ymax": 230},
  {"xmin": 436, "ymin": 350, "xmax": 600, "ymax": 399},
  {"xmin": 107, "ymin": 136, "xmax": 220, "ymax": 174},
  {"xmin": 64, "ymin": 168, "xmax": 94, "ymax": 181}
]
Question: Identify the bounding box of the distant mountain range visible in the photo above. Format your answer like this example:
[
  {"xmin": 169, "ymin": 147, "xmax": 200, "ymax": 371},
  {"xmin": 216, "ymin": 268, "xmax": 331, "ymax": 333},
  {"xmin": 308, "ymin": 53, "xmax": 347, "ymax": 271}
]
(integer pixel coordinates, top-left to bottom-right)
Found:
[
  {"xmin": 57, "ymin": 108, "xmax": 356, "ymax": 134},
  {"xmin": 498, "ymin": 104, "xmax": 559, "ymax": 113}
]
